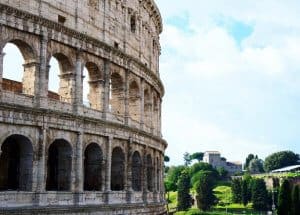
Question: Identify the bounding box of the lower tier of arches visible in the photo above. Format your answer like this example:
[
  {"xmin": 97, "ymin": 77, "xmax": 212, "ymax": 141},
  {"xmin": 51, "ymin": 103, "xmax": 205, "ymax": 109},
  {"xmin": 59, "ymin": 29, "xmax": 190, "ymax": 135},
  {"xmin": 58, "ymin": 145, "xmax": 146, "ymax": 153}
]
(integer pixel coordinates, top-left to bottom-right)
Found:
[{"xmin": 0, "ymin": 104, "xmax": 166, "ymax": 209}]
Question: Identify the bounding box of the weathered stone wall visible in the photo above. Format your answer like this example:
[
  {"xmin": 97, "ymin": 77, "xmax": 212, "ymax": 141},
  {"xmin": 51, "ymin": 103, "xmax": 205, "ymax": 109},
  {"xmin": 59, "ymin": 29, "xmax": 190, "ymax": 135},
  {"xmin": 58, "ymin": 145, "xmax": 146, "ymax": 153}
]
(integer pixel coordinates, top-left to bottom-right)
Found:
[{"xmin": 0, "ymin": 0, "xmax": 166, "ymax": 214}]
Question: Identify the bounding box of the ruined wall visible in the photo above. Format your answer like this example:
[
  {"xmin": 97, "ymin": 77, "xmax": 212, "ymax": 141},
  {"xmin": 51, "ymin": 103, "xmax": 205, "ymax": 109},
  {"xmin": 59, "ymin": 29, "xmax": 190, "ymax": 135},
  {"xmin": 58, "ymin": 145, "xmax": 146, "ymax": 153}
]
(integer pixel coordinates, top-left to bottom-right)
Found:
[{"xmin": 0, "ymin": 0, "xmax": 166, "ymax": 214}]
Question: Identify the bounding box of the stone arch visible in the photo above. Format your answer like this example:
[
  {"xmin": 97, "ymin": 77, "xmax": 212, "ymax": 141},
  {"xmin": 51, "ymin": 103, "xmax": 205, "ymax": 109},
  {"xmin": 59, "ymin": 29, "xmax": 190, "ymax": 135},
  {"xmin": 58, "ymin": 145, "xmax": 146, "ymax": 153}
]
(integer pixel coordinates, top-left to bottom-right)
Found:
[
  {"xmin": 46, "ymin": 139, "xmax": 72, "ymax": 191},
  {"xmin": 83, "ymin": 62, "xmax": 103, "ymax": 110},
  {"xmin": 84, "ymin": 143, "xmax": 103, "ymax": 191},
  {"xmin": 111, "ymin": 147, "xmax": 125, "ymax": 191},
  {"xmin": 144, "ymin": 88, "xmax": 152, "ymax": 127},
  {"xmin": 2, "ymin": 39, "xmax": 38, "ymax": 96},
  {"xmin": 0, "ymin": 134, "xmax": 33, "ymax": 191},
  {"xmin": 146, "ymin": 154, "xmax": 153, "ymax": 192},
  {"xmin": 48, "ymin": 53, "xmax": 74, "ymax": 103},
  {"xmin": 131, "ymin": 151, "xmax": 142, "ymax": 191},
  {"xmin": 129, "ymin": 79, "xmax": 141, "ymax": 122},
  {"xmin": 110, "ymin": 72, "xmax": 125, "ymax": 116},
  {"xmin": 130, "ymin": 14, "xmax": 137, "ymax": 33}
]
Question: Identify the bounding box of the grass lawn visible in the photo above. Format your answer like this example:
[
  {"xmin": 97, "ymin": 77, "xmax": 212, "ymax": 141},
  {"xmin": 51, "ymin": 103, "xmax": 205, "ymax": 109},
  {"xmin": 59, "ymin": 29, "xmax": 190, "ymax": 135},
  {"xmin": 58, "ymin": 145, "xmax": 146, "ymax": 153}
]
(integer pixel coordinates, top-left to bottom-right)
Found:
[{"xmin": 167, "ymin": 191, "xmax": 178, "ymax": 211}]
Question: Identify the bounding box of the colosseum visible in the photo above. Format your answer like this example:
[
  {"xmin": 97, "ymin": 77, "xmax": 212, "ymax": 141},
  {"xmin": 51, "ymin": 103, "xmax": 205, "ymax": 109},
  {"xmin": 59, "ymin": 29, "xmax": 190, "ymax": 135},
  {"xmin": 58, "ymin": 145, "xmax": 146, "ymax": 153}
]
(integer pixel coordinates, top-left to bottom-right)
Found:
[{"xmin": 0, "ymin": 0, "xmax": 167, "ymax": 214}]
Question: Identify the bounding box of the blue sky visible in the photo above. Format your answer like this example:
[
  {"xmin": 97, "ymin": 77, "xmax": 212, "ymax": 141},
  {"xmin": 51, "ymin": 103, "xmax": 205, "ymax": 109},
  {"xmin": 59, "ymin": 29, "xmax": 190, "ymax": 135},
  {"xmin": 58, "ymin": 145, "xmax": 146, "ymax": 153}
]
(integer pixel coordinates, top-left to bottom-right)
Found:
[{"xmin": 156, "ymin": 0, "xmax": 300, "ymax": 165}]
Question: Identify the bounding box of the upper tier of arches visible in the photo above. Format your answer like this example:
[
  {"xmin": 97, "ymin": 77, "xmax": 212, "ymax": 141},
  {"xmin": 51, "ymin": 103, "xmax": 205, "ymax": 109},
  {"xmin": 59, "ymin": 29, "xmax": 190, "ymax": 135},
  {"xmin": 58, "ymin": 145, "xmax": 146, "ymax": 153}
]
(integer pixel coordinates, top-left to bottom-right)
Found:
[
  {"xmin": 0, "ymin": 0, "xmax": 162, "ymax": 75},
  {"xmin": 0, "ymin": 32, "xmax": 162, "ymax": 136}
]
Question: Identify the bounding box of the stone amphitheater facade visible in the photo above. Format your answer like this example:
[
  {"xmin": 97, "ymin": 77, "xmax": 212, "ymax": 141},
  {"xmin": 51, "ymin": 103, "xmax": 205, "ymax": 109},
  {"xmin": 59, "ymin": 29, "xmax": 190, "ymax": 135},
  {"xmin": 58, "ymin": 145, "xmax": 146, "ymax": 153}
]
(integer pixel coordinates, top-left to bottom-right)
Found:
[{"xmin": 0, "ymin": 0, "xmax": 167, "ymax": 214}]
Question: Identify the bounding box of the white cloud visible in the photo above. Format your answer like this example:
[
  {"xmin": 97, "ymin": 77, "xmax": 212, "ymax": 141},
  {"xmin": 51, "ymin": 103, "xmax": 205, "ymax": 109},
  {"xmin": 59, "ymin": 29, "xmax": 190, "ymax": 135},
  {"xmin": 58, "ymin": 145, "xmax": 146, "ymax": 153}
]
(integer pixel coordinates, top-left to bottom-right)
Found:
[{"xmin": 157, "ymin": 0, "xmax": 300, "ymax": 165}]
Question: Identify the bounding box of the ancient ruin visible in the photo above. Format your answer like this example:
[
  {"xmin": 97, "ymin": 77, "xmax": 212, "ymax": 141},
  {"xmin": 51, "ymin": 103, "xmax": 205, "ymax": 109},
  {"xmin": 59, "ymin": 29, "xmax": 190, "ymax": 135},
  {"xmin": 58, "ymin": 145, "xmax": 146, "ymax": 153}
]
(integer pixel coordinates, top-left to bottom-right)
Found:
[{"xmin": 0, "ymin": 0, "xmax": 167, "ymax": 214}]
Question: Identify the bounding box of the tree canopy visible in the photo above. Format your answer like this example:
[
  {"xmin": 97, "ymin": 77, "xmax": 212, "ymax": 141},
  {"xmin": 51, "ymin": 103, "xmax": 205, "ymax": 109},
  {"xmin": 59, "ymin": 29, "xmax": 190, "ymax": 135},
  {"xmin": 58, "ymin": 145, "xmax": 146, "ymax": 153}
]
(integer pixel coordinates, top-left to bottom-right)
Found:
[
  {"xmin": 264, "ymin": 151, "xmax": 299, "ymax": 172},
  {"xmin": 190, "ymin": 152, "xmax": 204, "ymax": 162}
]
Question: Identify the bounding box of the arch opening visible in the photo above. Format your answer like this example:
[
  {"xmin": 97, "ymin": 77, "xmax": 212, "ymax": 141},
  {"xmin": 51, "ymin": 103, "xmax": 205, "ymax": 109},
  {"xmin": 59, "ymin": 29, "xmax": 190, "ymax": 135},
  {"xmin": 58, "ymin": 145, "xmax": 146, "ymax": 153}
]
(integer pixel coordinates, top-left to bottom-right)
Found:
[
  {"xmin": 131, "ymin": 151, "xmax": 142, "ymax": 191},
  {"xmin": 84, "ymin": 143, "xmax": 102, "ymax": 191},
  {"xmin": 2, "ymin": 41, "xmax": 37, "ymax": 96},
  {"xmin": 46, "ymin": 139, "xmax": 72, "ymax": 191},
  {"xmin": 110, "ymin": 72, "xmax": 125, "ymax": 116},
  {"xmin": 0, "ymin": 135, "xmax": 33, "ymax": 191},
  {"xmin": 144, "ymin": 89, "xmax": 152, "ymax": 127},
  {"xmin": 129, "ymin": 80, "xmax": 140, "ymax": 122},
  {"xmin": 83, "ymin": 62, "xmax": 103, "ymax": 110},
  {"xmin": 48, "ymin": 54, "xmax": 74, "ymax": 103},
  {"xmin": 111, "ymin": 147, "xmax": 125, "ymax": 191}
]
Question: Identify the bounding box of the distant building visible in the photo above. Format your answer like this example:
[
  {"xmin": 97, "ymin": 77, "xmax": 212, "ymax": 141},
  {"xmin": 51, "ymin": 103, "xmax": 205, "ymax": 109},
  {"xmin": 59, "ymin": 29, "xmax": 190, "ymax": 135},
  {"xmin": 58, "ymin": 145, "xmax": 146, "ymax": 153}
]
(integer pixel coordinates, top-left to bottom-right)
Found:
[{"xmin": 203, "ymin": 151, "xmax": 242, "ymax": 175}]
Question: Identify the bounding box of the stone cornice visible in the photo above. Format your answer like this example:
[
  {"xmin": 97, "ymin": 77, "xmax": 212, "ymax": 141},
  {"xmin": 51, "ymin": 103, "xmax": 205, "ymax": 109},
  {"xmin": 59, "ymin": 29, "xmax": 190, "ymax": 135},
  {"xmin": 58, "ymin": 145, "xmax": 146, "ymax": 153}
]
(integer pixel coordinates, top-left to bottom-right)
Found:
[
  {"xmin": 0, "ymin": 102, "xmax": 168, "ymax": 150},
  {"xmin": 0, "ymin": 3, "xmax": 165, "ymax": 96},
  {"xmin": 140, "ymin": 0, "xmax": 163, "ymax": 34}
]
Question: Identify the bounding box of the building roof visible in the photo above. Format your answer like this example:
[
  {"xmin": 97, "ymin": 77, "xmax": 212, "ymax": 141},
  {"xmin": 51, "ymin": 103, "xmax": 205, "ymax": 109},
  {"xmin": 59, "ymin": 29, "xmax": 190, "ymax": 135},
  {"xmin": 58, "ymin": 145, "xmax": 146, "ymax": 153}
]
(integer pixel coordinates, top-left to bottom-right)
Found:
[
  {"xmin": 205, "ymin": 151, "xmax": 220, "ymax": 155},
  {"xmin": 271, "ymin": 164, "xmax": 300, "ymax": 173}
]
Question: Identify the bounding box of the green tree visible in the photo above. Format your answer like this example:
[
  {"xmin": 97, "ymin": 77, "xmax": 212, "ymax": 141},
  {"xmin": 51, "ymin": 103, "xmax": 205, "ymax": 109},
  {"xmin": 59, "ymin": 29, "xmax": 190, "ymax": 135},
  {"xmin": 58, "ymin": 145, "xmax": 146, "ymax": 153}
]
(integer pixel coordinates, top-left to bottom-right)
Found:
[
  {"xmin": 195, "ymin": 171, "xmax": 216, "ymax": 211},
  {"xmin": 291, "ymin": 185, "xmax": 300, "ymax": 215},
  {"xmin": 189, "ymin": 162, "xmax": 217, "ymax": 178},
  {"xmin": 190, "ymin": 152, "xmax": 204, "ymax": 162},
  {"xmin": 242, "ymin": 174, "xmax": 252, "ymax": 206},
  {"xmin": 191, "ymin": 170, "xmax": 216, "ymax": 189},
  {"xmin": 241, "ymin": 179, "xmax": 249, "ymax": 206},
  {"xmin": 183, "ymin": 152, "xmax": 192, "ymax": 166},
  {"xmin": 251, "ymin": 178, "xmax": 268, "ymax": 211},
  {"xmin": 278, "ymin": 179, "xmax": 292, "ymax": 215},
  {"xmin": 164, "ymin": 155, "xmax": 170, "ymax": 162},
  {"xmin": 245, "ymin": 154, "xmax": 255, "ymax": 170},
  {"xmin": 177, "ymin": 170, "xmax": 191, "ymax": 211},
  {"xmin": 217, "ymin": 167, "xmax": 228, "ymax": 179},
  {"xmin": 231, "ymin": 178, "xmax": 242, "ymax": 203},
  {"xmin": 264, "ymin": 151, "xmax": 299, "ymax": 172},
  {"xmin": 248, "ymin": 158, "xmax": 264, "ymax": 174},
  {"xmin": 165, "ymin": 165, "xmax": 186, "ymax": 191}
]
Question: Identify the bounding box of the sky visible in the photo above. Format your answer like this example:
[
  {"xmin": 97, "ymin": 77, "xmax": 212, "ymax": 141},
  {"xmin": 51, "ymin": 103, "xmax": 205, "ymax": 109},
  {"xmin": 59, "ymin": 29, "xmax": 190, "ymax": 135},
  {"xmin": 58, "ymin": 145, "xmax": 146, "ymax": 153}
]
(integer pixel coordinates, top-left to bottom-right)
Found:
[
  {"xmin": 2, "ymin": 0, "xmax": 300, "ymax": 166},
  {"xmin": 156, "ymin": 0, "xmax": 300, "ymax": 165}
]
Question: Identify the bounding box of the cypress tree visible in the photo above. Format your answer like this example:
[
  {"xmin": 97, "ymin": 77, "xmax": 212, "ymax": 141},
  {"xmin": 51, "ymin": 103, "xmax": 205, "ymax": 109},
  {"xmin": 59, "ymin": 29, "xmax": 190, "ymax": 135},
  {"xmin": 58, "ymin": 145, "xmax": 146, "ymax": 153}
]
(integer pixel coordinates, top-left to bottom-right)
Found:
[
  {"xmin": 278, "ymin": 179, "xmax": 291, "ymax": 215},
  {"xmin": 231, "ymin": 178, "xmax": 242, "ymax": 203},
  {"xmin": 251, "ymin": 178, "xmax": 268, "ymax": 211},
  {"xmin": 177, "ymin": 170, "xmax": 191, "ymax": 211},
  {"xmin": 291, "ymin": 185, "xmax": 300, "ymax": 215},
  {"xmin": 242, "ymin": 179, "xmax": 249, "ymax": 206},
  {"xmin": 195, "ymin": 171, "xmax": 216, "ymax": 211}
]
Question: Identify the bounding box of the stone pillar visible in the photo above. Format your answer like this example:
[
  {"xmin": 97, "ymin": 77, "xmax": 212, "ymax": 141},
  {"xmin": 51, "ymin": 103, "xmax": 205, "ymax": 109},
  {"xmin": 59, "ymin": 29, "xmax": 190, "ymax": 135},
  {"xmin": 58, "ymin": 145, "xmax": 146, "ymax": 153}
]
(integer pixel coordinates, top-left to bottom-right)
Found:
[
  {"xmin": 161, "ymin": 153, "xmax": 165, "ymax": 201},
  {"xmin": 104, "ymin": 136, "xmax": 112, "ymax": 203},
  {"xmin": 105, "ymin": 136, "xmax": 112, "ymax": 191},
  {"xmin": 74, "ymin": 131, "xmax": 83, "ymax": 205},
  {"xmin": 140, "ymin": 78, "xmax": 145, "ymax": 129},
  {"xmin": 0, "ymin": 51, "xmax": 5, "ymax": 92},
  {"xmin": 150, "ymin": 88, "xmax": 155, "ymax": 133},
  {"xmin": 73, "ymin": 50, "xmax": 83, "ymax": 114},
  {"xmin": 153, "ymin": 152, "xmax": 158, "ymax": 193},
  {"xmin": 102, "ymin": 59, "xmax": 111, "ymax": 119},
  {"xmin": 75, "ymin": 131, "xmax": 83, "ymax": 192},
  {"xmin": 124, "ymin": 69, "xmax": 129, "ymax": 124},
  {"xmin": 158, "ymin": 98, "xmax": 162, "ymax": 136},
  {"xmin": 126, "ymin": 138, "xmax": 133, "ymax": 203},
  {"xmin": 23, "ymin": 62, "xmax": 40, "ymax": 96},
  {"xmin": 142, "ymin": 146, "xmax": 148, "ymax": 203},
  {"xmin": 37, "ymin": 32, "xmax": 48, "ymax": 108},
  {"xmin": 36, "ymin": 127, "xmax": 47, "ymax": 192}
]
